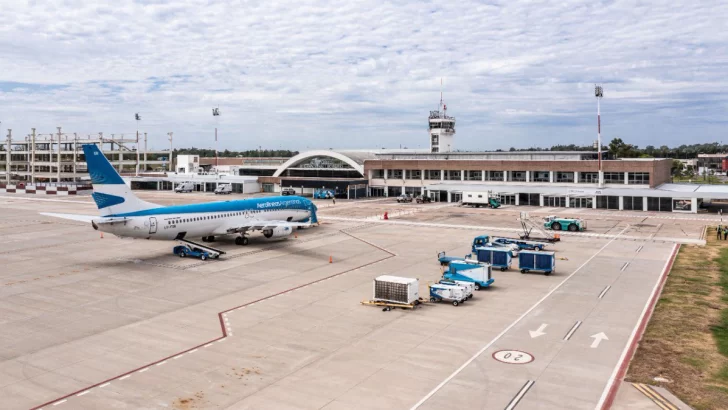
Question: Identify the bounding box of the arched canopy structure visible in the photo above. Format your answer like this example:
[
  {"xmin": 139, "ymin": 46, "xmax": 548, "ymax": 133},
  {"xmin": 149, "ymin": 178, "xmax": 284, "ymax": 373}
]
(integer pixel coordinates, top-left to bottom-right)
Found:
[{"xmin": 273, "ymin": 150, "xmax": 375, "ymax": 178}]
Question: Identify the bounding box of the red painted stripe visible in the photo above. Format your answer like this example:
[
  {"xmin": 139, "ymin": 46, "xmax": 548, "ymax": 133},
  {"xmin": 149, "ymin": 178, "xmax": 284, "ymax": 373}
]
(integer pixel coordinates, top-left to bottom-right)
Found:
[
  {"xmin": 29, "ymin": 233, "xmax": 394, "ymax": 410},
  {"xmin": 600, "ymin": 244, "xmax": 680, "ymax": 410}
]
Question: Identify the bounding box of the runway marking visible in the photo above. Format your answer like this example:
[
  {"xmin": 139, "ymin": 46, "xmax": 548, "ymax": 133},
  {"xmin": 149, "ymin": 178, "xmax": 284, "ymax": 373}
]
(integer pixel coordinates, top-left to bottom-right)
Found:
[
  {"xmin": 204, "ymin": 343, "xmax": 212, "ymax": 348},
  {"xmin": 99, "ymin": 383, "xmax": 110, "ymax": 388},
  {"xmin": 52, "ymin": 400, "xmax": 67, "ymax": 406},
  {"xmin": 76, "ymin": 391, "xmax": 89, "ymax": 397},
  {"xmin": 410, "ymin": 225, "xmax": 630, "ymax": 409},
  {"xmin": 621, "ymin": 262, "xmax": 630, "ymax": 271},
  {"xmin": 504, "ymin": 380, "xmax": 535, "ymax": 410},
  {"xmin": 173, "ymin": 354, "xmax": 183, "ymax": 359},
  {"xmin": 189, "ymin": 349, "xmax": 198, "ymax": 353},
  {"xmin": 119, "ymin": 375, "xmax": 131, "ymax": 380},
  {"xmin": 598, "ymin": 285, "xmax": 611, "ymax": 299},
  {"xmin": 156, "ymin": 361, "xmax": 167, "ymax": 366},
  {"xmin": 596, "ymin": 243, "xmax": 680, "ymax": 410},
  {"xmin": 138, "ymin": 368, "xmax": 149, "ymax": 373},
  {"xmin": 563, "ymin": 321, "xmax": 582, "ymax": 341},
  {"xmin": 636, "ymin": 245, "xmax": 643, "ymax": 253}
]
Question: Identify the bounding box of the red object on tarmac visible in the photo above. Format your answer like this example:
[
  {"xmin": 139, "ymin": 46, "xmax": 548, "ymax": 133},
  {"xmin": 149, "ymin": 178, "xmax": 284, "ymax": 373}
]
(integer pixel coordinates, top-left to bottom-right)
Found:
[{"xmin": 384, "ymin": 212, "xmax": 389, "ymax": 220}]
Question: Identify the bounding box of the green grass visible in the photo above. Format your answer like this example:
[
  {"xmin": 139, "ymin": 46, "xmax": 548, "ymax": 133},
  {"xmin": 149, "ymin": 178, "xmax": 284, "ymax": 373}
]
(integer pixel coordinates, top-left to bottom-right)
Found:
[
  {"xmin": 711, "ymin": 248, "xmax": 728, "ymax": 383},
  {"xmin": 681, "ymin": 356, "xmax": 709, "ymax": 370}
]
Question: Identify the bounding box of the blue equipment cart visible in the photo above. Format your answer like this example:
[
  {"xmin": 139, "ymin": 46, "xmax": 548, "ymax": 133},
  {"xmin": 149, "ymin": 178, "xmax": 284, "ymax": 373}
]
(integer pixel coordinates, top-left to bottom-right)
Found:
[
  {"xmin": 473, "ymin": 246, "xmax": 512, "ymax": 271},
  {"xmin": 518, "ymin": 250, "xmax": 555, "ymax": 275}
]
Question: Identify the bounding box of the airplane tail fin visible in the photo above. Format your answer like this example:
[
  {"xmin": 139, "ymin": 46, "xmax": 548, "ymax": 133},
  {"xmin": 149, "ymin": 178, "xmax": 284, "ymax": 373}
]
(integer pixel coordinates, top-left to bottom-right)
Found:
[{"xmin": 83, "ymin": 144, "xmax": 159, "ymax": 217}]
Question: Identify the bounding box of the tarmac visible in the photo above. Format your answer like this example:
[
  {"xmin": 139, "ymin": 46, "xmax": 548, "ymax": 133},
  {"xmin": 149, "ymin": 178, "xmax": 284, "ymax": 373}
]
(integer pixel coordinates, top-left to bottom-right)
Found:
[{"xmin": 0, "ymin": 192, "xmax": 708, "ymax": 409}]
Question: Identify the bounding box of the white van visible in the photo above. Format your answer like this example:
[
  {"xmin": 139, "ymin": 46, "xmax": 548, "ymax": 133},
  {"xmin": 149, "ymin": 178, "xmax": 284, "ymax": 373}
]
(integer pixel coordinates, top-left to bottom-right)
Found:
[
  {"xmin": 214, "ymin": 184, "xmax": 232, "ymax": 195},
  {"xmin": 174, "ymin": 182, "xmax": 194, "ymax": 193}
]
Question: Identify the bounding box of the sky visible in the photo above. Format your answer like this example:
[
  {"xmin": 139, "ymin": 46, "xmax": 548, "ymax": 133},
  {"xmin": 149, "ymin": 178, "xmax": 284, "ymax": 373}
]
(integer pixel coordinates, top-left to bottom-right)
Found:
[{"xmin": 0, "ymin": 0, "xmax": 727, "ymax": 152}]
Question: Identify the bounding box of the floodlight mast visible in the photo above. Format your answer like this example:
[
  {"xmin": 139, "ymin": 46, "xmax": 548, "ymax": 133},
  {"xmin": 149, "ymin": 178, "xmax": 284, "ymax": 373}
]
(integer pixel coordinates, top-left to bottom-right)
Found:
[
  {"xmin": 595, "ymin": 85, "xmax": 604, "ymax": 188},
  {"xmin": 212, "ymin": 107, "xmax": 220, "ymax": 168},
  {"xmin": 135, "ymin": 113, "xmax": 141, "ymax": 176}
]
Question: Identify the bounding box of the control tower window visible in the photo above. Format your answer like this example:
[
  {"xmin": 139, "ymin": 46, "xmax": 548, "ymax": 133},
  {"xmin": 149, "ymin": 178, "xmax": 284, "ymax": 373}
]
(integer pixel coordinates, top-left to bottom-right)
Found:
[
  {"xmin": 431, "ymin": 147, "xmax": 439, "ymax": 153},
  {"xmin": 431, "ymin": 134, "xmax": 438, "ymax": 144}
]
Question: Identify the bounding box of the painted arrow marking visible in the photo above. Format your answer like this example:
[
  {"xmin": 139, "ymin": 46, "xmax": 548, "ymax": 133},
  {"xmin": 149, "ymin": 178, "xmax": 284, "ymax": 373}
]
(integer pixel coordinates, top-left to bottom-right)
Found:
[
  {"xmin": 529, "ymin": 324, "xmax": 548, "ymax": 338},
  {"xmin": 590, "ymin": 332, "xmax": 609, "ymax": 348}
]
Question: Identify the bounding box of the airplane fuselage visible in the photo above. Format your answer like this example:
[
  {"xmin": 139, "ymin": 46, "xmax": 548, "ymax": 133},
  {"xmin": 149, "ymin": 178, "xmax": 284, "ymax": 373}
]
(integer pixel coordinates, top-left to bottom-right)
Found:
[{"xmin": 93, "ymin": 196, "xmax": 314, "ymax": 240}]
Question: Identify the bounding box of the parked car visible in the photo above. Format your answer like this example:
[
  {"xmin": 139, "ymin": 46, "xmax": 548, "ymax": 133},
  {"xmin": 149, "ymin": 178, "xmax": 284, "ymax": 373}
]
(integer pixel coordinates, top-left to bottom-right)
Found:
[
  {"xmin": 173, "ymin": 245, "xmax": 217, "ymax": 260},
  {"xmin": 416, "ymin": 195, "xmax": 432, "ymax": 203},
  {"xmin": 281, "ymin": 188, "xmax": 296, "ymax": 196},
  {"xmin": 396, "ymin": 194, "xmax": 413, "ymax": 203},
  {"xmin": 174, "ymin": 182, "xmax": 194, "ymax": 193}
]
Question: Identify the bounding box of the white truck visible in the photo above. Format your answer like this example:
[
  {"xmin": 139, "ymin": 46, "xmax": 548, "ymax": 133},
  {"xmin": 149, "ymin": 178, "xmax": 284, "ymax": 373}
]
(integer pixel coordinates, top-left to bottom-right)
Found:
[
  {"xmin": 429, "ymin": 283, "xmax": 468, "ymax": 306},
  {"xmin": 174, "ymin": 182, "xmax": 194, "ymax": 193},
  {"xmin": 214, "ymin": 184, "xmax": 232, "ymax": 195},
  {"xmin": 462, "ymin": 191, "xmax": 501, "ymax": 208}
]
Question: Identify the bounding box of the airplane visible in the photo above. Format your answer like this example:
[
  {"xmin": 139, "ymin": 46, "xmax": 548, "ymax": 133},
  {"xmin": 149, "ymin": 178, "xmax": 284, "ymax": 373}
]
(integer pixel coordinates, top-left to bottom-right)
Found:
[{"xmin": 41, "ymin": 144, "xmax": 318, "ymax": 251}]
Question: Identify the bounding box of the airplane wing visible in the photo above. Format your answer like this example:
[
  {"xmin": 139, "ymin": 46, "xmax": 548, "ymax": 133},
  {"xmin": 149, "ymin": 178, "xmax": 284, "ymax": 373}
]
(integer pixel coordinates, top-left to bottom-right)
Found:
[
  {"xmin": 214, "ymin": 220, "xmax": 311, "ymax": 235},
  {"xmin": 40, "ymin": 212, "xmax": 97, "ymax": 223}
]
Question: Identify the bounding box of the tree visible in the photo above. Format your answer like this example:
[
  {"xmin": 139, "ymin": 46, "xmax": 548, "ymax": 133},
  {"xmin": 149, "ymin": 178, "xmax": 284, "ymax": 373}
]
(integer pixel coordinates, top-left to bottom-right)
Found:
[
  {"xmin": 608, "ymin": 138, "xmax": 639, "ymax": 159},
  {"xmin": 671, "ymin": 159, "xmax": 685, "ymax": 176}
]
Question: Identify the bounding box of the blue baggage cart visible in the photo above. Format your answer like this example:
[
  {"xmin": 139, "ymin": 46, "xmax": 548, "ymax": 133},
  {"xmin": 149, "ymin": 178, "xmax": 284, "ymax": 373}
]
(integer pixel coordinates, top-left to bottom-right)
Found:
[
  {"xmin": 474, "ymin": 247, "xmax": 512, "ymax": 271},
  {"xmin": 518, "ymin": 250, "xmax": 555, "ymax": 275}
]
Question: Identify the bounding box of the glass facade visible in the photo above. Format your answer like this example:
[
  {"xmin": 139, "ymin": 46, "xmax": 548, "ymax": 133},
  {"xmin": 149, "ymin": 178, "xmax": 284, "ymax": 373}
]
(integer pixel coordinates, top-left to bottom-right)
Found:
[
  {"xmin": 467, "ymin": 170, "xmax": 482, "ymax": 181},
  {"xmin": 508, "ymin": 171, "xmax": 527, "ymax": 182},
  {"xmin": 556, "ymin": 172, "xmax": 575, "ymax": 183},
  {"xmin": 405, "ymin": 170, "xmax": 421, "ymax": 179},
  {"xmin": 532, "ymin": 171, "xmax": 550, "ymax": 182},
  {"xmin": 604, "ymin": 172, "xmax": 625, "ymax": 184},
  {"xmin": 445, "ymin": 170, "xmax": 462, "ymax": 180},
  {"xmin": 579, "ymin": 172, "xmax": 599, "ymax": 183},
  {"xmin": 424, "ymin": 170, "xmax": 441, "ymax": 180},
  {"xmin": 628, "ymin": 172, "xmax": 649, "ymax": 184},
  {"xmin": 623, "ymin": 196, "xmax": 643, "ymax": 211},
  {"xmin": 487, "ymin": 171, "xmax": 504, "ymax": 181}
]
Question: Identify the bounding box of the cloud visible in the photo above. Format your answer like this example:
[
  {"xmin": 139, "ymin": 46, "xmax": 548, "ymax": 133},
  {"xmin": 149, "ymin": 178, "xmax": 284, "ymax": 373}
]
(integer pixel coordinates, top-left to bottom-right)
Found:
[{"xmin": 0, "ymin": 0, "xmax": 726, "ymax": 151}]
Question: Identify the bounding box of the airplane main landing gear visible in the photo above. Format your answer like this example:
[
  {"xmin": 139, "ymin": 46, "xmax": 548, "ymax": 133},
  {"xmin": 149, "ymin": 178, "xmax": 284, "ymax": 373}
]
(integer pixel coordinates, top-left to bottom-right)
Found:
[
  {"xmin": 202, "ymin": 236, "xmax": 215, "ymax": 242},
  {"xmin": 235, "ymin": 236, "xmax": 249, "ymax": 246}
]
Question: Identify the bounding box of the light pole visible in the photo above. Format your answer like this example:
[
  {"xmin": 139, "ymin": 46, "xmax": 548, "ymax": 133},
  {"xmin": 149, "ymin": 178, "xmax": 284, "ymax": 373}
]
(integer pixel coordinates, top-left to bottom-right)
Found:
[
  {"xmin": 212, "ymin": 107, "xmax": 220, "ymax": 168},
  {"xmin": 167, "ymin": 132, "xmax": 173, "ymax": 172},
  {"xmin": 135, "ymin": 113, "xmax": 141, "ymax": 176},
  {"xmin": 595, "ymin": 85, "xmax": 604, "ymax": 188}
]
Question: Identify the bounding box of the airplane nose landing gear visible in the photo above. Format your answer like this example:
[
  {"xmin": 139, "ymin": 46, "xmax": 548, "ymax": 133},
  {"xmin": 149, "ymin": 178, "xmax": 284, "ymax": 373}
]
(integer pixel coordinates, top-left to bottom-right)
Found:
[{"xmin": 235, "ymin": 236, "xmax": 249, "ymax": 246}]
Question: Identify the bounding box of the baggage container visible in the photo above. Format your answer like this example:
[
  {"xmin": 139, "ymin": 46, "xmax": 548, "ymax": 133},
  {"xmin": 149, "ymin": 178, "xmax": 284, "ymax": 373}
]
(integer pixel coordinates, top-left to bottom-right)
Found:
[
  {"xmin": 443, "ymin": 260, "xmax": 494, "ymax": 290},
  {"xmin": 474, "ymin": 246, "xmax": 512, "ymax": 271},
  {"xmin": 373, "ymin": 275, "xmax": 420, "ymax": 304},
  {"xmin": 518, "ymin": 250, "xmax": 556, "ymax": 275}
]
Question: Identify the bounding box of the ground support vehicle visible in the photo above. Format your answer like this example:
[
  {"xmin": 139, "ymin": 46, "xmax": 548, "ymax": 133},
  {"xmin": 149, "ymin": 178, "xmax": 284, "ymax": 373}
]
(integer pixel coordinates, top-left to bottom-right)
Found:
[
  {"xmin": 416, "ymin": 195, "xmax": 432, "ymax": 204},
  {"xmin": 214, "ymin": 184, "xmax": 232, "ymax": 195},
  {"xmin": 360, "ymin": 299, "xmax": 425, "ymax": 311},
  {"xmin": 471, "ymin": 235, "xmax": 519, "ymax": 256},
  {"xmin": 519, "ymin": 212, "xmax": 561, "ymax": 242},
  {"xmin": 429, "ymin": 283, "xmax": 468, "ymax": 306},
  {"xmin": 313, "ymin": 189, "xmax": 334, "ymax": 199},
  {"xmin": 438, "ymin": 279, "xmax": 474, "ymax": 299},
  {"xmin": 281, "ymin": 188, "xmax": 296, "ymax": 196},
  {"xmin": 473, "ymin": 246, "xmax": 512, "ymax": 271},
  {"xmin": 462, "ymin": 191, "xmax": 502, "ymax": 208},
  {"xmin": 437, "ymin": 251, "xmax": 466, "ymax": 266},
  {"xmin": 543, "ymin": 215, "xmax": 587, "ymax": 232},
  {"xmin": 493, "ymin": 237, "xmax": 547, "ymax": 251},
  {"xmin": 396, "ymin": 194, "xmax": 413, "ymax": 203},
  {"xmin": 173, "ymin": 244, "xmax": 219, "ymax": 260},
  {"xmin": 174, "ymin": 182, "xmax": 194, "ymax": 193},
  {"xmin": 518, "ymin": 250, "xmax": 556, "ymax": 275},
  {"xmin": 442, "ymin": 260, "xmax": 494, "ymax": 290}
]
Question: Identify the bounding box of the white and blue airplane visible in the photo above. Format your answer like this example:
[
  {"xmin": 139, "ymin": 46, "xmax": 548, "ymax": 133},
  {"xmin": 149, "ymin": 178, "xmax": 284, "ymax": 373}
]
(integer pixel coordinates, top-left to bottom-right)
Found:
[{"xmin": 42, "ymin": 144, "xmax": 318, "ymax": 249}]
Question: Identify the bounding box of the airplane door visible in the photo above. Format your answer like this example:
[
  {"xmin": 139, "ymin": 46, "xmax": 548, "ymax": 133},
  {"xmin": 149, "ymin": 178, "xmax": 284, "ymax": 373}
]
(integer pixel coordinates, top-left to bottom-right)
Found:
[{"xmin": 149, "ymin": 217, "xmax": 157, "ymax": 234}]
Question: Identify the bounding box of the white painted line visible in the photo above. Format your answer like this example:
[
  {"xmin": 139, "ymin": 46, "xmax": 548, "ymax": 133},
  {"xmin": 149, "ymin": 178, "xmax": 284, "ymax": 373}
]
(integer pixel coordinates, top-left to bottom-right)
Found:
[
  {"xmin": 76, "ymin": 391, "xmax": 90, "ymax": 397},
  {"xmin": 156, "ymin": 361, "xmax": 167, "ymax": 366},
  {"xmin": 595, "ymin": 243, "xmax": 680, "ymax": 410},
  {"xmin": 410, "ymin": 225, "xmax": 631, "ymax": 409},
  {"xmin": 621, "ymin": 262, "xmax": 630, "ymax": 272},
  {"xmin": 204, "ymin": 343, "xmax": 213, "ymax": 348},
  {"xmin": 598, "ymin": 285, "xmax": 611, "ymax": 299},
  {"xmin": 100, "ymin": 382, "xmax": 110, "ymax": 388},
  {"xmin": 52, "ymin": 399, "xmax": 67, "ymax": 406},
  {"xmin": 119, "ymin": 375, "xmax": 131, "ymax": 380},
  {"xmin": 636, "ymin": 245, "xmax": 643, "ymax": 253},
  {"xmin": 138, "ymin": 368, "xmax": 149, "ymax": 373},
  {"xmin": 173, "ymin": 354, "xmax": 184, "ymax": 359},
  {"xmin": 563, "ymin": 321, "xmax": 582, "ymax": 341},
  {"xmin": 189, "ymin": 349, "xmax": 198, "ymax": 353},
  {"xmin": 505, "ymin": 380, "xmax": 535, "ymax": 410}
]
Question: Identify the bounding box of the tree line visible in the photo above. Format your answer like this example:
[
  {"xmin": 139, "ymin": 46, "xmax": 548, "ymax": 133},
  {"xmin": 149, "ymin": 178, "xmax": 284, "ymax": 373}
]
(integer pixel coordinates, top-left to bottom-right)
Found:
[
  {"xmin": 173, "ymin": 147, "xmax": 298, "ymax": 158},
  {"xmin": 508, "ymin": 139, "xmax": 728, "ymax": 160}
]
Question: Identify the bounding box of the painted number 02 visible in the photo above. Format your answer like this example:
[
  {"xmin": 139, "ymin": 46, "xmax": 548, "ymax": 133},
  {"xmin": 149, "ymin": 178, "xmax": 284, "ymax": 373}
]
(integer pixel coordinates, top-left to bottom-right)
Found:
[{"xmin": 492, "ymin": 350, "xmax": 534, "ymax": 364}]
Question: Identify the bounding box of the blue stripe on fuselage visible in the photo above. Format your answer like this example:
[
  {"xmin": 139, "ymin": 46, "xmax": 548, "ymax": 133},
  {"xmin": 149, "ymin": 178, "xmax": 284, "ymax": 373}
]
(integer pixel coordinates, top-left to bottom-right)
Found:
[{"xmin": 106, "ymin": 196, "xmax": 311, "ymax": 218}]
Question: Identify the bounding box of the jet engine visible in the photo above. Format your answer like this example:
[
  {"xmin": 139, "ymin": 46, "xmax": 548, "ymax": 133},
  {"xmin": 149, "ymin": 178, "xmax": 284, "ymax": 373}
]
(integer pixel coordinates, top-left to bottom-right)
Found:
[{"xmin": 263, "ymin": 226, "xmax": 293, "ymax": 238}]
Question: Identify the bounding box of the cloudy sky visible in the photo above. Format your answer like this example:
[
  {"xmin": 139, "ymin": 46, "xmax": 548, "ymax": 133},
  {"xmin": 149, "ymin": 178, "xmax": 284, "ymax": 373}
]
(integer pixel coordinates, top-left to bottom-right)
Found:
[{"xmin": 1, "ymin": 0, "xmax": 726, "ymax": 151}]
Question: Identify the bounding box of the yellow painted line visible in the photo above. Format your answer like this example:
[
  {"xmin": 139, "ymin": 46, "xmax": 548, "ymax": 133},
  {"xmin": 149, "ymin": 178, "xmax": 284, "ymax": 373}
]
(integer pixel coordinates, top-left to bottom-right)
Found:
[{"xmin": 632, "ymin": 384, "xmax": 677, "ymax": 410}]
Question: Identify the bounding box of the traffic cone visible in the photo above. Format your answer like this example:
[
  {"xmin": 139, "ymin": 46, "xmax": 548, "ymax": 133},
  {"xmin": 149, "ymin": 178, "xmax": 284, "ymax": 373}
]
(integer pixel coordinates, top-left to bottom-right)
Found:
[
  {"xmin": 329, "ymin": 256, "xmax": 333, "ymax": 264},
  {"xmin": 100, "ymin": 232, "xmax": 104, "ymax": 239},
  {"xmin": 383, "ymin": 212, "xmax": 389, "ymax": 220}
]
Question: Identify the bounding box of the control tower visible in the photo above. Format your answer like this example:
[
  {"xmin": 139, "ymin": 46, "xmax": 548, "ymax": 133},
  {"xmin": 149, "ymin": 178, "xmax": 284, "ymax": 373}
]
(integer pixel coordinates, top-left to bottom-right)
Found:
[{"xmin": 428, "ymin": 91, "xmax": 455, "ymax": 153}]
